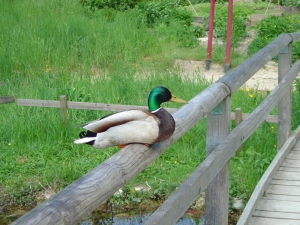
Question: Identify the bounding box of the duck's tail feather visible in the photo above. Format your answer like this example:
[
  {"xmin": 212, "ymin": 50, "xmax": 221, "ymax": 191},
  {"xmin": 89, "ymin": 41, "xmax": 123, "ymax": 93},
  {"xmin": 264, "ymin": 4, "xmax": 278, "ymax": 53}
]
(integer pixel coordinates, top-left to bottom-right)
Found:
[{"xmin": 74, "ymin": 131, "xmax": 96, "ymax": 146}]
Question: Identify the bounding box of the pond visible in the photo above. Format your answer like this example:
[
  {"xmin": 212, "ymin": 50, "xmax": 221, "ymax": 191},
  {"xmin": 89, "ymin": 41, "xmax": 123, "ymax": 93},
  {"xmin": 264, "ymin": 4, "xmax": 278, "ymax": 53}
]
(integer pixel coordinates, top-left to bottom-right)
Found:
[
  {"xmin": 0, "ymin": 209, "xmax": 204, "ymax": 225},
  {"xmin": 81, "ymin": 213, "xmax": 205, "ymax": 225}
]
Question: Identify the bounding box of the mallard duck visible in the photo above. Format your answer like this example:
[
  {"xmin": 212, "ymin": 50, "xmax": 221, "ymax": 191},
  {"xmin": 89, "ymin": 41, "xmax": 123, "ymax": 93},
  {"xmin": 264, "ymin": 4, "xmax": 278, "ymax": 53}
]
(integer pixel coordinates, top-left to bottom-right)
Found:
[{"xmin": 74, "ymin": 86, "xmax": 187, "ymax": 149}]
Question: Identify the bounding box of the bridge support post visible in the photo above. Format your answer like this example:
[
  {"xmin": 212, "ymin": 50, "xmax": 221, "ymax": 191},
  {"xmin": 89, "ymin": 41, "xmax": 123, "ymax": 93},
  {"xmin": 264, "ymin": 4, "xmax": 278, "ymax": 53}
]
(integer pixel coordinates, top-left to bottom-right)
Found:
[
  {"xmin": 205, "ymin": 96, "xmax": 231, "ymax": 225},
  {"xmin": 278, "ymin": 43, "xmax": 292, "ymax": 150}
]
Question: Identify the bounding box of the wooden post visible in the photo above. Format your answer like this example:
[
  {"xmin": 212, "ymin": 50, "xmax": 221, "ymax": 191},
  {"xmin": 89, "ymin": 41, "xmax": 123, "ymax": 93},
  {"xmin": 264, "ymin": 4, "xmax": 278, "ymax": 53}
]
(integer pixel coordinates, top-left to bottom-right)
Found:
[
  {"xmin": 205, "ymin": 96, "xmax": 231, "ymax": 225},
  {"xmin": 277, "ymin": 43, "xmax": 292, "ymax": 150},
  {"xmin": 235, "ymin": 108, "xmax": 243, "ymax": 152},
  {"xmin": 60, "ymin": 95, "xmax": 68, "ymax": 126},
  {"xmin": 0, "ymin": 96, "xmax": 15, "ymax": 104}
]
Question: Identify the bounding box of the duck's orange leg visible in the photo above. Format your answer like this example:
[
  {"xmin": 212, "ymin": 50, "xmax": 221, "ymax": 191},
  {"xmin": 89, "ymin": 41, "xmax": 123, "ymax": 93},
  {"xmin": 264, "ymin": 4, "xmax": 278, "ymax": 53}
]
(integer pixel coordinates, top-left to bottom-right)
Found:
[{"xmin": 118, "ymin": 144, "xmax": 128, "ymax": 148}]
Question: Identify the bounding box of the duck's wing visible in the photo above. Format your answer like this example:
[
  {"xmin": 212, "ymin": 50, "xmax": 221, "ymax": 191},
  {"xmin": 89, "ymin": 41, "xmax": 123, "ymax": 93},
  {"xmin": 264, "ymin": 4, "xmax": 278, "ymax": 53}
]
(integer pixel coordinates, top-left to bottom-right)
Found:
[{"xmin": 82, "ymin": 110, "xmax": 154, "ymax": 133}]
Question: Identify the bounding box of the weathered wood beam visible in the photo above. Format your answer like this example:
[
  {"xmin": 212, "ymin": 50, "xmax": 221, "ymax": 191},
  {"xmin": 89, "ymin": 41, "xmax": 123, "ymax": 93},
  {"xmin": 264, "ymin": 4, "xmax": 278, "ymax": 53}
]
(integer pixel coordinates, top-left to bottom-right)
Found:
[
  {"xmin": 11, "ymin": 82, "xmax": 230, "ymax": 225},
  {"xmin": 16, "ymin": 98, "xmax": 176, "ymax": 113},
  {"xmin": 277, "ymin": 43, "xmax": 292, "ymax": 150},
  {"xmin": 205, "ymin": 96, "xmax": 231, "ymax": 225},
  {"xmin": 0, "ymin": 96, "xmax": 14, "ymax": 104},
  {"xmin": 60, "ymin": 95, "xmax": 68, "ymax": 125},
  {"xmin": 16, "ymin": 99, "xmax": 278, "ymax": 123},
  {"xmin": 143, "ymin": 61, "xmax": 300, "ymax": 225}
]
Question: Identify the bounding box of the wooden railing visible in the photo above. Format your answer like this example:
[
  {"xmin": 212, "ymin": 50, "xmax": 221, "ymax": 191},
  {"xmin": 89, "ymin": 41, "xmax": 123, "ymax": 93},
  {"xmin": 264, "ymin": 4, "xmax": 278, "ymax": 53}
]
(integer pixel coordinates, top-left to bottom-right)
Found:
[{"xmin": 10, "ymin": 32, "xmax": 300, "ymax": 225}]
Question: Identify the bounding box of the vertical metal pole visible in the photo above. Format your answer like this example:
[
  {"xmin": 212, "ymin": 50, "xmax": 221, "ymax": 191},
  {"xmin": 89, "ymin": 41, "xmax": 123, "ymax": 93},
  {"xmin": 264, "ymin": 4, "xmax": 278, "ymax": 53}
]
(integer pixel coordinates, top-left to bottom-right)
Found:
[
  {"xmin": 277, "ymin": 44, "xmax": 292, "ymax": 150},
  {"xmin": 224, "ymin": 0, "xmax": 233, "ymax": 73},
  {"xmin": 206, "ymin": 0, "xmax": 215, "ymax": 70},
  {"xmin": 205, "ymin": 96, "xmax": 231, "ymax": 225}
]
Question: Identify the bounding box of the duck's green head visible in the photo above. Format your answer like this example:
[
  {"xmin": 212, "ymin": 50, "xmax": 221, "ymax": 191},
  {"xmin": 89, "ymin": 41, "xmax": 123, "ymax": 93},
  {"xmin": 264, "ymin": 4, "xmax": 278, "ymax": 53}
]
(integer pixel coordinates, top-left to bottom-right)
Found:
[{"xmin": 148, "ymin": 86, "xmax": 187, "ymax": 112}]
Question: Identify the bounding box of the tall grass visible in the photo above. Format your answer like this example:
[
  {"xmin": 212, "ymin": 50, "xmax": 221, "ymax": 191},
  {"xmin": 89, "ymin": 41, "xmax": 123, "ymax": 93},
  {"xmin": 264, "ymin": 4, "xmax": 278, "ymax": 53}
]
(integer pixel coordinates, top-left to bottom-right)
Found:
[{"xmin": 0, "ymin": 0, "xmax": 296, "ymax": 218}]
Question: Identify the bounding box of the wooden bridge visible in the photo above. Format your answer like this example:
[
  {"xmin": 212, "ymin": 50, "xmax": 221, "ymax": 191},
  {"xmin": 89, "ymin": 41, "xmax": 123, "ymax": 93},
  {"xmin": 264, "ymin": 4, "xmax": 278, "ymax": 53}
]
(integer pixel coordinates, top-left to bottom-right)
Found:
[
  {"xmin": 237, "ymin": 129, "xmax": 300, "ymax": 224},
  {"xmin": 5, "ymin": 32, "xmax": 300, "ymax": 225}
]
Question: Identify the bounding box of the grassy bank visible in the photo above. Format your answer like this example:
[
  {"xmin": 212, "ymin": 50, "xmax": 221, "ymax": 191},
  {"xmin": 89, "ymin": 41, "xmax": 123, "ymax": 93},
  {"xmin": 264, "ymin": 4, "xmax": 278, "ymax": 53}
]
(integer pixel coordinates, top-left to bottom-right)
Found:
[{"xmin": 1, "ymin": 0, "xmax": 300, "ymax": 224}]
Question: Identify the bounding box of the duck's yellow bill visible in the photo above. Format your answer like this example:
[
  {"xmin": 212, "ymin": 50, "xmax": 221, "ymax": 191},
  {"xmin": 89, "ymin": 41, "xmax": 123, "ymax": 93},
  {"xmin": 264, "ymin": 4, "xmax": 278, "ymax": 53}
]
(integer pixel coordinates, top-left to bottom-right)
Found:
[{"xmin": 170, "ymin": 94, "xmax": 187, "ymax": 104}]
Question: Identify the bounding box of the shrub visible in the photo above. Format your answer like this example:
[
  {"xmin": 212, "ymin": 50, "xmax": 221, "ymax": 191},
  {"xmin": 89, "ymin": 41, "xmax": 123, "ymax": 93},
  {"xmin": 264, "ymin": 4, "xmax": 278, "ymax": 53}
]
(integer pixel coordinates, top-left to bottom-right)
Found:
[
  {"xmin": 255, "ymin": 15, "xmax": 292, "ymax": 39},
  {"xmin": 212, "ymin": 5, "xmax": 248, "ymax": 46},
  {"xmin": 138, "ymin": 0, "xmax": 193, "ymax": 27},
  {"xmin": 81, "ymin": 0, "xmax": 140, "ymax": 11},
  {"xmin": 248, "ymin": 14, "xmax": 300, "ymax": 62},
  {"xmin": 247, "ymin": 36, "xmax": 270, "ymax": 57},
  {"xmin": 280, "ymin": 0, "xmax": 300, "ymax": 6}
]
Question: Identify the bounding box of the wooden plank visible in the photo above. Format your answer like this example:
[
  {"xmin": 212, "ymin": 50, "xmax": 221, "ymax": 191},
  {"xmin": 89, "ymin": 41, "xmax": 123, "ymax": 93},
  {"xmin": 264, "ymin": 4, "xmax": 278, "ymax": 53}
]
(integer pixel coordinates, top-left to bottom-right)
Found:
[
  {"xmin": 17, "ymin": 98, "xmax": 277, "ymax": 122},
  {"xmin": 282, "ymin": 159, "xmax": 300, "ymax": 168},
  {"xmin": 237, "ymin": 124, "xmax": 300, "ymax": 225},
  {"xmin": 253, "ymin": 210, "xmax": 300, "ymax": 220},
  {"xmin": 230, "ymin": 113, "xmax": 278, "ymax": 123},
  {"xmin": 256, "ymin": 199, "xmax": 300, "ymax": 213},
  {"xmin": 235, "ymin": 108, "xmax": 243, "ymax": 152},
  {"xmin": 286, "ymin": 151, "xmax": 300, "ymax": 159},
  {"xmin": 249, "ymin": 217, "xmax": 300, "ymax": 225},
  {"xmin": 268, "ymin": 184, "xmax": 300, "ymax": 196},
  {"xmin": 278, "ymin": 166, "xmax": 300, "ymax": 172},
  {"xmin": 248, "ymin": 13, "xmax": 282, "ymax": 26},
  {"xmin": 271, "ymin": 179, "xmax": 300, "ymax": 186},
  {"xmin": 0, "ymin": 96, "xmax": 14, "ymax": 104},
  {"xmin": 17, "ymin": 99, "xmax": 61, "ymax": 108},
  {"xmin": 68, "ymin": 101, "xmax": 150, "ymax": 112},
  {"xmin": 277, "ymin": 43, "xmax": 292, "ymax": 150},
  {"xmin": 263, "ymin": 193, "xmax": 300, "ymax": 202},
  {"xmin": 11, "ymin": 82, "xmax": 232, "ymax": 225},
  {"xmin": 273, "ymin": 171, "xmax": 300, "ymax": 181},
  {"xmin": 204, "ymin": 97, "xmax": 230, "ymax": 225},
  {"xmin": 145, "ymin": 62, "xmax": 300, "ymax": 225},
  {"xmin": 290, "ymin": 32, "xmax": 300, "ymax": 42},
  {"xmin": 17, "ymin": 98, "xmax": 150, "ymax": 111},
  {"xmin": 294, "ymin": 143, "xmax": 300, "ymax": 148},
  {"xmin": 60, "ymin": 95, "xmax": 68, "ymax": 125}
]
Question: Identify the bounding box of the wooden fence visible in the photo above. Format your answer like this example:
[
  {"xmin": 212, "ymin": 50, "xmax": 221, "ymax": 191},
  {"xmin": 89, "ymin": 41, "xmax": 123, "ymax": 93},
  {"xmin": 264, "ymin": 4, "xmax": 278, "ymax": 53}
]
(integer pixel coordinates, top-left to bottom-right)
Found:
[
  {"xmin": 9, "ymin": 32, "xmax": 300, "ymax": 225},
  {"xmin": 14, "ymin": 97, "xmax": 278, "ymax": 123}
]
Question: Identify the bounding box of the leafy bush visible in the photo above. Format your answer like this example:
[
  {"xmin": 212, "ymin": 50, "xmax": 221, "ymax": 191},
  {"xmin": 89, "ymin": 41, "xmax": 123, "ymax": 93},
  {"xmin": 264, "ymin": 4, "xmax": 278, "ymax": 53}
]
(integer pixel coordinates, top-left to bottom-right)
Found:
[
  {"xmin": 247, "ymin": 36, "xmax": 270, "ymax": 57},
  {"xmin": 81, "ymin": 0, "xmax": 140, "ymax": 11},
  {"xmin": 280, "ymin": 0, "xmax": 300, "ymax": 6},
  {"xmin": 248, "ymin": 14, "xmax": 300, "ymax": 62},
  {"xmin": 212, "ymin": 5, "xmax": 248, "ymax": 46},
  {"xmin": 138, "ymin": 0, "xmax": 193, "ymax": 27},
  {"xmin": 255, "ymin": 15, "xmax": 292, "ymax": 39},
  {"xmin": 136, "ymin": 0, "xmax": 203, "ymax": 47}
]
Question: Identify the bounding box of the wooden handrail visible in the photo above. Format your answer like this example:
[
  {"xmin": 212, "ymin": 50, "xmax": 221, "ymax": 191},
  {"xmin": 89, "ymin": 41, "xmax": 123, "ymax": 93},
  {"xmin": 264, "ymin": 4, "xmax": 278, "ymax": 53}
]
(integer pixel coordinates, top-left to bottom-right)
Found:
[
  {"xmin": 11, "ymin": 82, "xmax": 231, "ymax": 225},
  {"xmin": 10, "ymin": 32, "xmax": 300, "ymax": 225},
  {"xmin": 144, "ymin": 60, "xmax": 300, "ymax": 225}
]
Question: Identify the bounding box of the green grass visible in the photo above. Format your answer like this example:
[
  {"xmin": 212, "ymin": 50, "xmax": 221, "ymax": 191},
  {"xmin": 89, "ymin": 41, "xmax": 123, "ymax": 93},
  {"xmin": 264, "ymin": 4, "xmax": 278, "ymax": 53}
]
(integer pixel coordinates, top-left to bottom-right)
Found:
[
  {"xmin": 183, "ymin": 2, "xmax": 280, "ymax": 17},
  {"xmin": 1, "ymin": 0, "xmax": 299, "ymax": 220}
]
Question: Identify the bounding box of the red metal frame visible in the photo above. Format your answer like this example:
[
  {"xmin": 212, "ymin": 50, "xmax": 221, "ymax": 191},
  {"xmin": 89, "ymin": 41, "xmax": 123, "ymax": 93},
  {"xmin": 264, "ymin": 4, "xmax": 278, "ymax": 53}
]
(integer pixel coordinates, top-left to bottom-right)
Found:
[
  {"xmin": 206, "ymin": 0, "xmax": 215, "ymax": 70},
  {"xmin": 224, "ymin": 0, "xmax": 233, "ymax": 72},
  {"xmin": 206, "ymin": 0, "xmax": 234, "ymax": 72}
]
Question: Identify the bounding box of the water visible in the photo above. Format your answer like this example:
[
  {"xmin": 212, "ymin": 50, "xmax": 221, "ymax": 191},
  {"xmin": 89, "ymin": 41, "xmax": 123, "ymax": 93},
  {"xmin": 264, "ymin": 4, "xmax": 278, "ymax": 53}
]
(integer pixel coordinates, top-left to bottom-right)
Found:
[{"xmin": 81, "ymin": 213, "xmax": 205, "ymax": 225}]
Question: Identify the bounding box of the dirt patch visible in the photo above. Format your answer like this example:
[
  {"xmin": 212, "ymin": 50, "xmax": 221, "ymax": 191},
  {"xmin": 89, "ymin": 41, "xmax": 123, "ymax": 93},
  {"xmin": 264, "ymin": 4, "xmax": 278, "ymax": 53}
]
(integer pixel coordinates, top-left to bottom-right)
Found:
[
  {"xmin": 176, "ymin": 32, "xmax": 281, "ymax": 91},
  {"xmin": 175, "ymin": 59, "xmax": 279, "ymax": 90}
]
